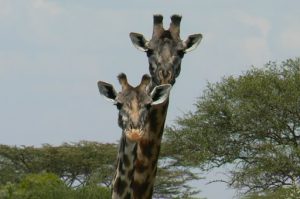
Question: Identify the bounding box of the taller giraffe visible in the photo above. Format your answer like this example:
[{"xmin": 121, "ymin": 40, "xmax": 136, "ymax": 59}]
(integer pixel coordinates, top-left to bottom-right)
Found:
[
  {"xmin": 129, "ymin": 14, "xmax": 203, "ymax": 198},
  {"xmin": 130, "ymin": 14, "xmax": 202, "ymax": 87}
]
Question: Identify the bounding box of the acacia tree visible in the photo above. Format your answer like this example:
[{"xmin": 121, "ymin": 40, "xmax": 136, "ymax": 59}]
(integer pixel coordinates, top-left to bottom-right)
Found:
[
  {"xmin": 164, "ymin": 58, "xmax": 300, "ymax": 197},
  {"xmin": 0, "ymin": 141, "xmax": 116, "ymax": 188},
  {"xmin": 0, "ymin": 141, "xmax": 201, "ymax": 198},
  {"xmin": 154, "ymin": 157, "xmax": 201, "ymax": 198},
  {"xmin": 0, "ymin": 173, "xmax": 111, "ymax": 199}
]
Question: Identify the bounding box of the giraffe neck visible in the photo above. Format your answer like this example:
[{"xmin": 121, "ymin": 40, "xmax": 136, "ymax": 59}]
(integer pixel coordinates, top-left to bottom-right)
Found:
[
  {"xmin": 132, "ymin": 99, "xmax": 169, "ymax": 199},
  {"xmin": 112, "ymin": 134, "xmax": 137, "ymax": 199}
]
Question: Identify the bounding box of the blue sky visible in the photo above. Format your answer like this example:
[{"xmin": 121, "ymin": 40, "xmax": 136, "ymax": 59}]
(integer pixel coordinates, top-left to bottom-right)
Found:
[{"xmin": 1, "ymin": 1, "xmax": 300, "ymax": 198}]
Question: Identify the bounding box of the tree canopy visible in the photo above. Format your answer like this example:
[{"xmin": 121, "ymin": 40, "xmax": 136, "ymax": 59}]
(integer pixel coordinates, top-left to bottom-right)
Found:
[
  {"xmin": 0, "ymin": 141, "xmax": 116, "ymax": 188},
  {"xmin": 3, "ymin": 58, "xmax": 299, "ymax": 198},
  {"xmin": 0, "ymin": 141, "xmax": 201, "ymax": 198},
  {"xmin": 165, "ymin": 58, "xmax": 300, "ymax": 198}
]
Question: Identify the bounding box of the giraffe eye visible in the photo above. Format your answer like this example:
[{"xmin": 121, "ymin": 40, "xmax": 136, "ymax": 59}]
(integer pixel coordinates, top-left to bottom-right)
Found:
[
  {"xmin": 177, "ymin": 50, "xmax": 185, "ymax": 58},
  {"xmin": 146, "ymin": 49, "xmax": 154, "ymax": 57},
  {"xmin": 115, "ymin": 102, "xmax": 123, "ymax": 110},
  {"xmin": 145, "ymin": 103, "xmax": 151, "ymax": 110}
]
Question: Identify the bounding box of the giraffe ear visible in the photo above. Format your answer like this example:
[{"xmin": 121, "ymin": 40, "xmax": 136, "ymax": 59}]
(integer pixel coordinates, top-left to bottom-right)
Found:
[
  {"xmin": 183, "ymin": 34, "xmax": 203, "ymax": 53},
  {"xmin": 97, "ymin": 81, "xmax": 117, "ymax": 103},
  {"xmin": 150, "ymin": 84, "xmax": 172, "ymax": 106},
  {"xmin": 129, "ymin": 32, "xmax": 149, "ymax": 52}
]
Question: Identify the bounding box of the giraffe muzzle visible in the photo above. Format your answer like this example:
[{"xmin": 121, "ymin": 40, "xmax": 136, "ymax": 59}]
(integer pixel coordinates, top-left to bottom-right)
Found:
[
  {"xmin": 124, "ymin": 128, "xmax": 145, "ymax": 142},
  {"xmin": 158, "ymin": 69, "xmax": 173, "ymax": 84}
]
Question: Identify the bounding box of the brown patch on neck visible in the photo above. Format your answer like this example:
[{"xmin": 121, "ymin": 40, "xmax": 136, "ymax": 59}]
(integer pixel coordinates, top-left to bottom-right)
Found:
[
  {"xmin": 113, "ymin": 177, "xmax": 127, "ymax": 196},
  {"xmin": 149, "ymin": 100, "xmax": 169, "ymax": 138},
  {"xmin": 139, "ymin": 139, "xmax": 154, "ymax": 158},
  {"xmin": 132, "ymin": 180, "xmax": 152, "ymax": 199},
  {"xmin": 131, "ymin": 100, "xmax": 170, "ymax": 198},
  {"xmin": 113, "ymin": 136, "xmax": 136, "ymax": 198}
]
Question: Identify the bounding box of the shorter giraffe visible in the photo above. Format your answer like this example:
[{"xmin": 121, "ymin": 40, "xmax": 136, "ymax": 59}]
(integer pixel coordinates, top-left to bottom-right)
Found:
[{"xmin": 97, "ymin": 73, "xmax": 171, "ymax": 199}]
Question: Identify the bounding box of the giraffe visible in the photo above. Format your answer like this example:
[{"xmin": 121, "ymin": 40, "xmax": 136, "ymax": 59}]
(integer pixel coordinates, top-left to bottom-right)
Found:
[
  {"xmin": 130, "ymin": 14, "xmax": 202, "ymax": 87},
  {"xmin": 128, "ymin": 14, "xmax": 203, "ymax": 198},
  {"xmin": 97, "ymin": 73, "xmax": 171, "ymax": 199}
]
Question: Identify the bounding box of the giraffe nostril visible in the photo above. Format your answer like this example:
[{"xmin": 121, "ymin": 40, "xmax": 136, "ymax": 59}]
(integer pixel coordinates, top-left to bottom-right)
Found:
[
  {"xmin": 158, "ymin": 70, "xmax": 163, "ymax": 79},
  {"xmin": 167, "ymin": 70, "xmax": 172, "ymax": 79}
]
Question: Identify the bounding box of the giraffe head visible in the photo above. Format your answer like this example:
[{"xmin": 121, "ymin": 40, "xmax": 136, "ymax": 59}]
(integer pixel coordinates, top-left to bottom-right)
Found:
[
  {"xmin": 98, "ymin": 73, "xmax": 171, "ymax": 142},
  {"xmin": 130, "ymin": 14, "xmax": 202, "ymax": 86}
]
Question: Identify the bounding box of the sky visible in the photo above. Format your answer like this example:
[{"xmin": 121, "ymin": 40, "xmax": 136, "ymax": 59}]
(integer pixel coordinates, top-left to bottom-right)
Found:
[{"xmin": 0, "ymin": 0, "xmax": 300, "ymax": 198}]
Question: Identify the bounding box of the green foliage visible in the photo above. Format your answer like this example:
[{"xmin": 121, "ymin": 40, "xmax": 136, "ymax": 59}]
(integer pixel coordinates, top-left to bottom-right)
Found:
[
  {"xmin": 0, "ymin": 173, "xmax": 111, "ymax": 199},
  {"xmin": 243, "ymin": 185, "xmax": 300, "ymax": 199},
  {"xmin": 165, "ymin": 58, "xmax": 300, "ymax": 195},
  {"xmin": 19, "ymin": 173, "xmax": 71, "ymax": 199},
  {"xmin": 0, "ymin": 141, "xmax": 117, "ymax": 188},
  {"xmin": 74, "ymin": 184, "xmax": 110, "ymax": 199},
  {"xmin": 0, "ymin": 173, "xmax": 70, "ymax": 199},
  {"xmin": 0, "ymin": 142, "xmax": 114, "ymax": 198},
  {"xmin": 0, "ymin": 141, "xmax": 201, "ymax": 198},
  {"xmin": 153, "ymin": 158, "xmax": 201, "ymax": 198}
]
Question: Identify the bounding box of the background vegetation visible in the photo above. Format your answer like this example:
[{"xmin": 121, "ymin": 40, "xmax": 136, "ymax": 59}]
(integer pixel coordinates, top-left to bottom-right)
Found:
[
  {"xmin": 164, "ymin": 58, "xmax": 300, "ymax": 198},
  {"xmin": 1, "ymin": 58, "xmax": 299, "ymax": 198},
  {"xmin": 0, "ymin": 141, "xmax": 200, "ymax": 199}
]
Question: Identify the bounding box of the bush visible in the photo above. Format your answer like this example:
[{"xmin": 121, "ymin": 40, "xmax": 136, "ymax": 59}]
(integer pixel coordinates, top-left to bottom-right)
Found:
[
  {"xmin": 0, "ymin": 173, "xmax": 71, "ymax": 199},
  {"xmin": 74, "ymin": 184, "xmax": 110, "ymax": 199},
  {"xmin": 0, "ymin": 173, "xmax": 111, "ymax": 199}
]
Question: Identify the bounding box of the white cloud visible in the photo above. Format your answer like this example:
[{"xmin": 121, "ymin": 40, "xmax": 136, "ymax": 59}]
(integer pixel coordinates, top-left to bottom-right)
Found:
[
  {"xmin": 236, "ymin": 11, "xmax": 271, "ymax": 37},
  {"xmin": 280, "ymin": 27, "xmax": 300, "ymax": 50},
  {"xmin": 234, "ymin": 11, "xmax": 272, "ymax": 66},
  {"xmin": 0, "ymin": 0, "xmax": 11, "ymax": 17},
  {"xmin": 0, "ymin": 0, "xmax": 62, "ymax": 19},
  {"xmin": 30, "ymin": 0, "xmax": 62, "ymax": 15},
  {"xmin": 241, "ymin": 37, "xmax": 271, "ymax": 65}
]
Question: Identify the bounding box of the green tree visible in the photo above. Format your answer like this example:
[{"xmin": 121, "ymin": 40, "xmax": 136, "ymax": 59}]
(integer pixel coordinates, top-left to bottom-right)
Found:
[
  {"xmin": 40, "ymin": 141, "xmax": 116, "ymax": 187},
  {"xmin": 243, "ymin": 185, "xmax": 300, "ymax": 199},
  {"xmin": 0, "ymin": 141, "xmax": 202, "ymax": 198},
  {"xmin": 0, "ymin": 141, "xmax": 116, "ymax": 188},
  {"xmin": 153, "ymin": 157, "xmax": 201, "ymax": 198},
  {"xmin": 165, "ymin": 58, "xmax": 300, "ymax": 196},
  {"xmin": 0, "ymin": 173, "xmax": 71, "ymax": 199},
  {"xmin": 0, "ymin": 173, "xmax": 111, "ymax": 199},
  {"xmin": 74, "ymin": 184, "xmax": 110, "ymax": 199}
]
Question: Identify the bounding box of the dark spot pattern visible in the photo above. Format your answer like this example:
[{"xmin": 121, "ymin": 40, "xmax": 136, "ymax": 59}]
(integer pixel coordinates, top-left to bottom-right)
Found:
[
  {"xmin": 132, "ymin": 181, "xmax": 150, "ymax": 199},
  {"xmin": 114, "ymin": 177, "xmax": 127, "ymax": 195},
  {"xmin": 149, "ymin": 109, "xmax": 158, "ymax": 132},
  {"xmin": 149, "ymin": 186, "xmax": 154, "ymax": 197},
  {"xmin": 140, "ymin": 140, "xmax": 154, "ymax": 158},
  {"xmin": 123, "ymin": 154, "xmax": 130, "ymax": 167},
  {"xmin": 118, "ymin": 161, "xmax": 125, "ymax": 175},
  {"xmin": 119, "ymin": 136, "xmax": 126, "ymax": 152},
  {"xmin": 124, "ymin": 192, "xmax": 131, "ymax": 199},
  {"xmin": 135, "ymin": 159, "xmax": 148, "ymax": 173},
  {"xmin": 112, "ymin": 135, "xmax": 137, "ymax": 198},
  {"xmin": 128, "ymin": 169, "xmax": 134, "ymax": 179},
  {"xmin": 153, "ymin": 166, "xmax": 158, "ymax": 176}
]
